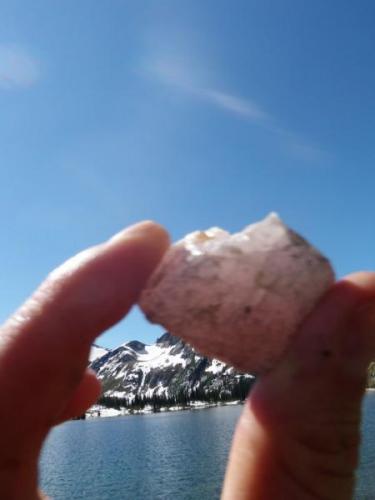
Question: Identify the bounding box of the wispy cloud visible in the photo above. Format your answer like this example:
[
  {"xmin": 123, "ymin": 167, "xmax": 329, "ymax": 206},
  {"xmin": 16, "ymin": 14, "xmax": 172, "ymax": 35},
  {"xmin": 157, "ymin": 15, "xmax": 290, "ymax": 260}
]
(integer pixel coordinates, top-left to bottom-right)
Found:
[
  {"xmin": 0, "ymin": 44, "xmax": 40, "ymax": 89},
  {"xmin": 145, "ymin": 56, "xmax": 329, "ymax": 164},
  {"xmin": 148, "ymin": 58, "xmax": 269, "ymax": 122},
  {"xmin": 199, "ymin": 89, "xmax": 268, "ymax": 121}
]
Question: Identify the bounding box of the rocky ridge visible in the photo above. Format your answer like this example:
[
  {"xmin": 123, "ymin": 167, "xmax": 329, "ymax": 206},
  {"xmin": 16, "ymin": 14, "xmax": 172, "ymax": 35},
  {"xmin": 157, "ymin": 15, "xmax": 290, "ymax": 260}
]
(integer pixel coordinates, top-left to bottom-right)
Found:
[{"xmin": 90, "ymin": 333, "xmax": 254, "ymax": 407}]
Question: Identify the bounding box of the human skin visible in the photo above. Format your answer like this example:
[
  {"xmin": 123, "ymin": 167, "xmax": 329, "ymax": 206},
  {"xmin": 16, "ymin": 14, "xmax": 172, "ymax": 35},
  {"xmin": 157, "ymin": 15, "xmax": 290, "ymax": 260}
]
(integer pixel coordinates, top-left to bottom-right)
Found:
[
  {"xmin": 222, "ymin": 273, "xmax": 375, "ymax": 499},
  {"xmin": 0, "ymin": 221, "xmax": 373, "ymax": 499}
]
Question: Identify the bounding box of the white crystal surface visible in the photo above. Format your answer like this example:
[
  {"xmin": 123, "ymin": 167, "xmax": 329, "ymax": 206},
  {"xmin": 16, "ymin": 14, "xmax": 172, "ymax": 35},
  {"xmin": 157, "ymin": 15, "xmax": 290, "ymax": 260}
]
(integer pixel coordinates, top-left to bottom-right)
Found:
[{"xmin": 139, "ymin": 213, "xmax": 335, "ymax": 374}]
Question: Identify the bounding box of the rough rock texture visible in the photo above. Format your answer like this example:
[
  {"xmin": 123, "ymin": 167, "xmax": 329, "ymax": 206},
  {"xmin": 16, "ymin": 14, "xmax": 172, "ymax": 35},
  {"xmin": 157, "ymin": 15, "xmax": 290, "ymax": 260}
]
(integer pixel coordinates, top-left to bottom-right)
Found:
[{"xmin": 139, "ymin": 213, "xmax": 335, "ymax": 374}]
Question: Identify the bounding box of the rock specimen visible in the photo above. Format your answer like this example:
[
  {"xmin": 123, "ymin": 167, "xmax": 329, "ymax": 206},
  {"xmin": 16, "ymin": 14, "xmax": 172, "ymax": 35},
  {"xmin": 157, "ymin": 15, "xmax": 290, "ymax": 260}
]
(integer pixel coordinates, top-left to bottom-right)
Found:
[{"xmin": 139, "ymin": 213, "xmax": 335, "ymax": 374}]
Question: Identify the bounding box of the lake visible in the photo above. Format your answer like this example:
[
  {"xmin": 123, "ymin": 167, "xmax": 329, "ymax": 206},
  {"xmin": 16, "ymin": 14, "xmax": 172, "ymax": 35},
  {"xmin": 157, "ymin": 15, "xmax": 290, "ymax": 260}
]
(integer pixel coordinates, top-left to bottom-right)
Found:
[{"xmin": 40, "ymin": 394, "xmax": 375, "ymax": 499}]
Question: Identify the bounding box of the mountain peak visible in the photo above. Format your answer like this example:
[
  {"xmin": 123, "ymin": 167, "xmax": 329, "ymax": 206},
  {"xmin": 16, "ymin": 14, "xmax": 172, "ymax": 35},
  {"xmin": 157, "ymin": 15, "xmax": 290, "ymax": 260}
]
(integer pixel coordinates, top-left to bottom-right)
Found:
[
  {"xmin": 90, "ymin": 333, "xmax": 255, "ymax": 406},
  {"xmin": 156, "ymin": 332, "xmax": 180, "ymax": 347},
  {"xmin": 125, "ymin": 340, "xmax": 146, "ymax": 353}
]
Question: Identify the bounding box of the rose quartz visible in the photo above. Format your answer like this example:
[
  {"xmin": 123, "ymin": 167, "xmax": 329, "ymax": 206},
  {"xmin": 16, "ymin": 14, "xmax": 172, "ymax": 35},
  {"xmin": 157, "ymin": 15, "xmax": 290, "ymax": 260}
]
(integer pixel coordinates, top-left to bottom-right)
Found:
[{"xmin": 139, "ymin": 213, "xmax": 335, "ymax": 374}]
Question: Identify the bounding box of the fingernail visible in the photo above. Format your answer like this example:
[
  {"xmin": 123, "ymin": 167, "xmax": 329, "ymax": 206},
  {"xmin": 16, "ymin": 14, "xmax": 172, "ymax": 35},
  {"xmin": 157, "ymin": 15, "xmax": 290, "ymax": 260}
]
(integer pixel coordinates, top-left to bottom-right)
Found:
[
  {"xmin": 108, "ymin": 221, "xmax": 168, "ymax": 244},
  {"xmin": 48, "ymin": 222, "xmax": 169, "ymax": 282}
]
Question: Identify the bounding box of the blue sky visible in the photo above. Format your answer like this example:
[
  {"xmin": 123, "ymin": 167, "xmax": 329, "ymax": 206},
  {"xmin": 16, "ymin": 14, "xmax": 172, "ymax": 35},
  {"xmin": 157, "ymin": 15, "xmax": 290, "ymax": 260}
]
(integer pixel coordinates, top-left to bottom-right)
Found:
[{"xmin": 1, "ymin": 1, "xmax": 374, "ymax": 348}]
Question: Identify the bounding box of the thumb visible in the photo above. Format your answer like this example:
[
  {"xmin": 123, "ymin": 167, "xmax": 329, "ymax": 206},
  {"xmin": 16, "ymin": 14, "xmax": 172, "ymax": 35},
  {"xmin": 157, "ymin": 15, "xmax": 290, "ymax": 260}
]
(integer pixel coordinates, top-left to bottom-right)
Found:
[{"xmin": 222, "ymin": 272, "xmax": 375, "ymax": 500}]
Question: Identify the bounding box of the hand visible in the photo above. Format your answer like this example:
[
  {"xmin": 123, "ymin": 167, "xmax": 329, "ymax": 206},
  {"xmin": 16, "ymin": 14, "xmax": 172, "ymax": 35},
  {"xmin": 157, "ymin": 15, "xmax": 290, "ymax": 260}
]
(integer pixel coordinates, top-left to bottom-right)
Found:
[
  {"xmin": 1, "ymin": 221, "xmax": 373, "ymax": 500},
  {"xmin": 223, "ymin": 272, "xmax": 375, "ymax": 499},
  {"xmin": 0, "ymin": 221, "xmax": 170, "ymax": 499}
]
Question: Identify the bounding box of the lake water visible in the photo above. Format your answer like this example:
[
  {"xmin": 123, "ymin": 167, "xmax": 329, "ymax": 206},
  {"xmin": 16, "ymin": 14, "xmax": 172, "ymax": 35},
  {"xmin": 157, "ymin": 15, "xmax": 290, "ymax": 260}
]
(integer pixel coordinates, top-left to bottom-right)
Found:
[
  {"xmin": 355, "ymin": 392, "xmax": 375, "ymax": 500},
  {"xmin": 40, "ymin": 405, "xmax": 241, "ymax": 499},
  {"xmin": 40, "ymin": 395, "xmax": 375, "ymax": 499}
]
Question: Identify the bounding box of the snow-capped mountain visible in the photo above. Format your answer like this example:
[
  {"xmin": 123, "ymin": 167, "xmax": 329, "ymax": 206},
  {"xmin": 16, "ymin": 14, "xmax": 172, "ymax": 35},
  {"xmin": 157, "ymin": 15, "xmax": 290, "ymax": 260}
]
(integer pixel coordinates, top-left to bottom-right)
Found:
[
  {"xmin": 89, "ymin": 344, "xmax": 110, "ymax": 362},
  {"xmin": 90, "ymin": 333, "xmax": 254, "ymax": 403}
]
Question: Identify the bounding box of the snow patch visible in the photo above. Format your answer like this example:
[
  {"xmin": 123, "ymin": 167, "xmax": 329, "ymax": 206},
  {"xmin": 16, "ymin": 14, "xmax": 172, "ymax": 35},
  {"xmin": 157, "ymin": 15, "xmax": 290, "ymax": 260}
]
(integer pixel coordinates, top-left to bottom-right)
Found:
[
  {"xmin": 89, "ymin": 345, "xmax": 109, "ymax": 362},
  {"xmin": 206, "ymin": 359, "xmax": 225, "ymax": 374}
]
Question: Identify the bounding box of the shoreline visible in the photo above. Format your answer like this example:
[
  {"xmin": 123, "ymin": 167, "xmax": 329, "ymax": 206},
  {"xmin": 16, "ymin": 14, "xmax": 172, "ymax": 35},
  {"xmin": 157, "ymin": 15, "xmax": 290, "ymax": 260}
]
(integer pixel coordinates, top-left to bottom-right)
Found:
[
  {"xmin": 82, "ymin": 389, "xmax": 375, "ymax": 420},
  {"xmin": 84, "ymin": 387, "xmax": 375, "ymax": 420},
  {"xmin": 85, "ymin": 400, "xmax": 244, "ymax": 419}
]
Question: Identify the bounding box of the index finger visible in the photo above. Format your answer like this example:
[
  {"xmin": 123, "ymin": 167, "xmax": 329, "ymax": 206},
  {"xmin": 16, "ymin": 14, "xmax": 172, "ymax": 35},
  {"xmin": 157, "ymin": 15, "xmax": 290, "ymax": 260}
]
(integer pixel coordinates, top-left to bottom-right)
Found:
[{"xmin": 0, "ymin": 221, "xmax": 169, "ymax": 391}]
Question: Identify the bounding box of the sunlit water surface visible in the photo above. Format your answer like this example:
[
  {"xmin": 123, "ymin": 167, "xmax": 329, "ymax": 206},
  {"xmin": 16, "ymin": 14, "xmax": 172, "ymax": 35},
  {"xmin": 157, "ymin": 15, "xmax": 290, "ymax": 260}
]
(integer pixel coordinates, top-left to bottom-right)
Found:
[{"xmin": 40, "ymin": 395, "xmax": 375, "ymax": 499}]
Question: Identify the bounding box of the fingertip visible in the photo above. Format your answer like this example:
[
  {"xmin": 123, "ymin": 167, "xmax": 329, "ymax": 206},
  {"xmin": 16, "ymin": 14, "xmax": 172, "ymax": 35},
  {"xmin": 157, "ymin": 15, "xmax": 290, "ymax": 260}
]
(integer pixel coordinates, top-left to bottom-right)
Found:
[
  {"xmin": 307, "ymin": 271, "xmax": 375, "ymax": 324},
  {"xmin": 340, "ymin": 272, "xmax": 375, "ymax": 299},
  {"xmin": 50, "ymin": 221, "xmax": 170, "ymax": 284},
  {"xmin": 105, "ymin": 220, "xmax": 170, "ymax": 293},
  {"xmin": 108, "ymin": 220, "xmax": 170, "ymax": 252}
]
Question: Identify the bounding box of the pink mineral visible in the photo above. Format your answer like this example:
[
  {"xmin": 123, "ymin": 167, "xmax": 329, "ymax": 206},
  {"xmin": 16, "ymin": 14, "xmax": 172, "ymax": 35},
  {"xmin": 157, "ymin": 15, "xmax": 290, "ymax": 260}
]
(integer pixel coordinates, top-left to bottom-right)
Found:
[{"xmin": 138, "ymin": 213, "xmax": 335, "ymax": 374}]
